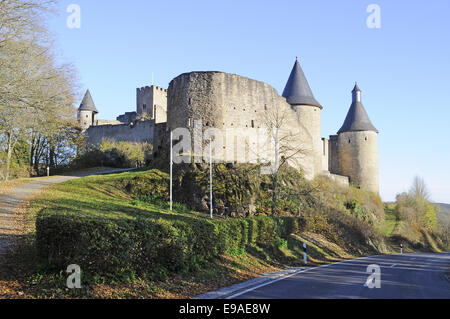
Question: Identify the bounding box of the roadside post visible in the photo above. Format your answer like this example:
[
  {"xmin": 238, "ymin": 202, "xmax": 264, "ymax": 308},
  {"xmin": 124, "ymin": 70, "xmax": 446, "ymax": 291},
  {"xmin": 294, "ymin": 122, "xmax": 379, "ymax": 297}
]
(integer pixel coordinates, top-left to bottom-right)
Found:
[
  {"xmin": 209, "ymin": 137, "xmax": 213, "ymax": 219},
  {"xmin": 303, "ymin": 243, "xmax": 307, "ymax": 265},
  {"xmin": 47, "ymin": 167, "xmax": 50, "ymax": 177},
  {"xmin": 400, "ymin": 244, "xmax": 403, "ymax": 255}
]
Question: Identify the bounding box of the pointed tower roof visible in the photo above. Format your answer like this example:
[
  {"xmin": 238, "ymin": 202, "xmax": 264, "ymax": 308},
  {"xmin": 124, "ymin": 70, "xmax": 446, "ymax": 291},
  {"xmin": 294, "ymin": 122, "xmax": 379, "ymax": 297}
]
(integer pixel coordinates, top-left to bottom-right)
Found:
[
  {"xmin": 338, "ymin": 84, "xmax": 378, "ymax": 134},
  {"xmin": 79, "ymin": 90, "xmax": 98, "ymax": 113},
  {"xmin": 282, "ymin": 59, "xmax": 322, "ymax": 109}
]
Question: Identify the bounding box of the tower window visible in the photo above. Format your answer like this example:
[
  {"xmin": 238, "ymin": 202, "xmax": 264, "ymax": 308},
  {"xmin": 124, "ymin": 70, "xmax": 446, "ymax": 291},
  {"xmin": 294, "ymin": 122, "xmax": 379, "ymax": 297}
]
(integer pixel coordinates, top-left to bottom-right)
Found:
[
  {"xmin": 143, "ymin": 104, "xmax": 147, "ymax": 111},
  {"xmin": 349, "ymin": 140, "xmax": 351, "ymax": 144},
  {"xmin": 86, "ymin": 115, "xmax": 88, "ymax": 118},
  {"xmin": 251, "ymin": 120, "xmax": 255, "ymax": 128},
  {"xmin": 365, "ymin": 137, "xmax": 368, "ymax": 141}
]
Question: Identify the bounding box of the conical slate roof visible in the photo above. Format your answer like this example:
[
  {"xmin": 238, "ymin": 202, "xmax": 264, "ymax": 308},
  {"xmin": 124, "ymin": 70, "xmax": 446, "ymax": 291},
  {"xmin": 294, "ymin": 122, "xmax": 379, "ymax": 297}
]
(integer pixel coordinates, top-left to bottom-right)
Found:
[
  {"xmin": 282, "ymin": 59, "xmax": 322, "ymax": 109},
  {"xmin": 79, "ymin": 90, "xmax": 98, "ymax": 113},
  {"xmin": 338, "ymin": 85, "xmax": 378, "ymax": 134}
]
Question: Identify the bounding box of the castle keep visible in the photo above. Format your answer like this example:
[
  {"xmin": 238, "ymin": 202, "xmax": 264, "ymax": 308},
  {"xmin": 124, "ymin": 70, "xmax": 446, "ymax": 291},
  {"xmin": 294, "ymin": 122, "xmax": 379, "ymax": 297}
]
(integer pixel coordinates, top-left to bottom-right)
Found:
[{"xmin": 79, "ymin": 59, "xmax": 379, "ymax": 193}]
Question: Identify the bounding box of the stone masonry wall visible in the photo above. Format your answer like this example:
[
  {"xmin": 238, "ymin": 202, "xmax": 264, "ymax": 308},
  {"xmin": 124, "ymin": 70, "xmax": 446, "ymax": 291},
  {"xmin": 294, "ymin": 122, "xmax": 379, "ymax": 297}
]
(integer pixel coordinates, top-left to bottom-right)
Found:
[
  {"xmin": 137, "ymin": 86, "xmax": 168, "ymax": 124},
  {"xmin": 338, "ymin": 131, "xmax": 379, "ymax": 193},
  {"xmin": 292, "ymin": 104, "xmax": 322, "ymax": 179},
  {"xmin": 329, "ymin": 135, "xmax": 340, "ymax": 175},
  {"xmin": 85, "ymin": 120, "xmax": 155, "ymax": 146},
  {"xmin": 78, "ymin": 110, "xmax": 96, "ymax": 131},
  {"xmin": 167, "ymin": 72, "xmax": 316, "ymax": 178}
]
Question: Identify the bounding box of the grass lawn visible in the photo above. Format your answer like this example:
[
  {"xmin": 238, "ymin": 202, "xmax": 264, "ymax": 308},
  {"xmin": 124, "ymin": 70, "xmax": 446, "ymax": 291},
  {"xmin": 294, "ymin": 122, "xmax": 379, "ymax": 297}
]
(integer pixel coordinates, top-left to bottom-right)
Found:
[{"xmin": 380, "ymin": 205, "xmax": 399, "ymax": 237}]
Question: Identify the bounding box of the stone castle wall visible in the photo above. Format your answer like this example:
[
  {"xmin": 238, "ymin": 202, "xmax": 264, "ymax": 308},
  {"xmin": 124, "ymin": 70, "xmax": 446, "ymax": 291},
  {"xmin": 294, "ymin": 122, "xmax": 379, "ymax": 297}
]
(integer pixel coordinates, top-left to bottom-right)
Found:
[
  {"xmin": 79, "ymin": 110, "xmax": 97, "ymax": 131},
  {"xmin": 80, "ymin": 71, "xmax": 378, "ymax": 194},
  {"xmin": 329, "ymin": 135, "xmax": 340, "ymax": 175},
  {"xmin": 292, "ymin": 104, "xmax": 323, "ymax": 179},
  {"xmin": 137, "ymin": 86, "xmax": 168, "ymax": 124},
  {"xmin": 338, "ymin": 131, "xmax": 379, "ymax": 193},
  {"xmin": 167, "ymin": 72, "xmax": 316, "ymax": 178},
  {"xmin": 97, "ymin": 120, "xmax": 123, "ymax": 126},
  {"xmin": 85, "ymin": 120, "xmax": 155, "ymax": 146},
  {"xmin": 322, "ymin": 138, "xmax": 329, "ymax": 172}
]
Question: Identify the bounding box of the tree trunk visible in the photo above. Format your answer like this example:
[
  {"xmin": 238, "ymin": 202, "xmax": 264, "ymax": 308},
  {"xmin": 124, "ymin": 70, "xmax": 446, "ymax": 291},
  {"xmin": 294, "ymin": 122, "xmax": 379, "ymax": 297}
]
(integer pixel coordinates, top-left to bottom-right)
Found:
[
  {"xmin": 30, "ymin": 138, "xmax": 36, "ymax": 175},
  {"xmin": 5, "ymin": 130, "xmax": 14, "ymax": 181},
  {"xmin": 49, "ymin": 144, "xmax": 55, "ymax": 168}
]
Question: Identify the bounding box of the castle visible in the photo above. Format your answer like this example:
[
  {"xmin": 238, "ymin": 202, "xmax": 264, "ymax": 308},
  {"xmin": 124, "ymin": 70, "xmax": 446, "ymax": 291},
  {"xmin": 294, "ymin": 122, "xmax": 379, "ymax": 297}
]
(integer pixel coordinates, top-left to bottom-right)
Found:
[{"xmin": 78, "ymin": 59, "xmax": 379, "ymax": 194}]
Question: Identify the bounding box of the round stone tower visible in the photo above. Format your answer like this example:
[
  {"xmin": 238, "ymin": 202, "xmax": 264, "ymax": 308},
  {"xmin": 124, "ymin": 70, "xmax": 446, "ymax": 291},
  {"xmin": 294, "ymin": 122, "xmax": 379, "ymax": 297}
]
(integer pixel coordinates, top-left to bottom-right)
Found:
[
  {"xmin": 78, "ymin": 90, "xmax": 98, "ymax": 131},
  {"xmin": 282, "ymin": 59, "xmax": 323, "ymax": 179},
  {"xmin": 337, "ymin": 84, "xmax": 379, "ymax": 193}
]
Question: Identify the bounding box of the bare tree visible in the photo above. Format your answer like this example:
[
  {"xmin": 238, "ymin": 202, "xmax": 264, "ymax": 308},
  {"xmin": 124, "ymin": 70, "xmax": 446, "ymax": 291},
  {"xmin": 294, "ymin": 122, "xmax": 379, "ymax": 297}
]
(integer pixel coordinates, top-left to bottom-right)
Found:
[
  {"xmin": 0, "ymin": 0, "xmax": 79, "ymax": 179},
  {"xmin": 0, "ymin": 0, "xmax": 55, "ymax": 46},
  {"xmin": 409, "ymin": 175, "xmax": 430, "ymax": 202},
  {"xmin": 259, "ymin": 101, "xmax": 308, "ymax": 215}
]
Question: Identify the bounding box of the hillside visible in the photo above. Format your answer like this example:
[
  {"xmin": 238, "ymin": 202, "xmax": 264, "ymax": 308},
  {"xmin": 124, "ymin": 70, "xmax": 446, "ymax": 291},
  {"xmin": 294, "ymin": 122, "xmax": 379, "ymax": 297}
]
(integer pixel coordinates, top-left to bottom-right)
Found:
[{"xmin": 0, "ymin": 168, "xmax": 444, "ymax": 298}]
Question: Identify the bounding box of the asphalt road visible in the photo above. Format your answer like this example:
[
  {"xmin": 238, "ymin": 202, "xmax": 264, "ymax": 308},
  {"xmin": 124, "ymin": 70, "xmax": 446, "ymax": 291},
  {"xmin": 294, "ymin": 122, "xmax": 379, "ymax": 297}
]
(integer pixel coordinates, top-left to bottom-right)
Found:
[{"xmin": 228, "ymin": 253, "xmax": 450, "ymax": 299}]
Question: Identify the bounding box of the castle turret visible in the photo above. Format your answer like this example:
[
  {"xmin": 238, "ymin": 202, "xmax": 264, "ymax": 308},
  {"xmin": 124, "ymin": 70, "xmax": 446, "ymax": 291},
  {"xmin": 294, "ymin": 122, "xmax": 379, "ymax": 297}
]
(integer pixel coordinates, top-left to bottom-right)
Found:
[
  {"xmin": 78, "ymin": 90, "xmax": 98, "ymax": 131},
  {"xmin": 337, "ymin": 84, "xmax": 379, "ymax": 193},
  {"xmin": 282, "ymin": 59, "xmax": 323, "ymax": 179}
]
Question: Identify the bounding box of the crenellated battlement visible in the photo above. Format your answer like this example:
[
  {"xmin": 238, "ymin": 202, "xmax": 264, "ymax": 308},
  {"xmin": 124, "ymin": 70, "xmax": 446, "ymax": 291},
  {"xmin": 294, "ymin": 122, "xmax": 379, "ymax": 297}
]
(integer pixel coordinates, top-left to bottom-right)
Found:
[{"xmin": 137, "ymin": 86, "xmax": 168, "ymax": 94}]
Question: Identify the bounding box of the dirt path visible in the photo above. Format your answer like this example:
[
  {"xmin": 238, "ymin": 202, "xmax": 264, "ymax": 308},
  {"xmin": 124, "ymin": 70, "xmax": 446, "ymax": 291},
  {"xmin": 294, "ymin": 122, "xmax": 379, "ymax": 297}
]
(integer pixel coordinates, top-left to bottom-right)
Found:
[{"xmin": 0, "ymin": 169, "xmax": 134, "ymax": 258}]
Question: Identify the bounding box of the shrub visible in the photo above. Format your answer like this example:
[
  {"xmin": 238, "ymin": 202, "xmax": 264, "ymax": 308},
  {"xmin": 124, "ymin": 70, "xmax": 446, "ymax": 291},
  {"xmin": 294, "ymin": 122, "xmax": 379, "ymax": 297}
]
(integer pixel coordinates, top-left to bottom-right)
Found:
[
  {"xmin": 125, "ymin": 169, "xmax": 169, "ymax": 202},
  {"xmin": 346, "ymin": 199, "xmax": 374, "ymax": 225},
  {"xmin": 73, "ymin": 140, "xmax": 152, "ymax": 169},
  {"xmin": 36, "ymin": 208, "xmax": 302, "ymax": 279}
]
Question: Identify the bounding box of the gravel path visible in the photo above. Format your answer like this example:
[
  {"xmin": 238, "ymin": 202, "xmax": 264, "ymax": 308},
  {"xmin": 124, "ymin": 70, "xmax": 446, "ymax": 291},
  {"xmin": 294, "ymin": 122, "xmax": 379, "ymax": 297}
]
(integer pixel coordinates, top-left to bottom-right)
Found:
[{"xmin": 0, "ymin": 169, "xmax": 134, "ymax": 258}]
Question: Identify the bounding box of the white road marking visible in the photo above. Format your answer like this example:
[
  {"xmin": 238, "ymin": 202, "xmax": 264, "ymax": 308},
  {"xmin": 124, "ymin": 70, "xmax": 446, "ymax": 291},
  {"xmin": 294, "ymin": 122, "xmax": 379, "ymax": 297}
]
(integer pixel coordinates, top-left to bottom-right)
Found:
[
  {"xmin": 391, "ymin": 264, "xmax": 397, "ymax": 268},
  {"xmin": 225, "ymin": 255, "xmax": 382, "ymax": 299}
]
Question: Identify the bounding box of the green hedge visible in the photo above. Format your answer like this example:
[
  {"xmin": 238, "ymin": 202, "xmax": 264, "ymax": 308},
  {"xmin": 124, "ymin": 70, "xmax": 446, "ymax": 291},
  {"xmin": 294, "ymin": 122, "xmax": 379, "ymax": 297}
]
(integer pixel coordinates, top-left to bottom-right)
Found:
[{"xmin": 36, "ymin": 210, "xmax": 300, "ymax": 276}]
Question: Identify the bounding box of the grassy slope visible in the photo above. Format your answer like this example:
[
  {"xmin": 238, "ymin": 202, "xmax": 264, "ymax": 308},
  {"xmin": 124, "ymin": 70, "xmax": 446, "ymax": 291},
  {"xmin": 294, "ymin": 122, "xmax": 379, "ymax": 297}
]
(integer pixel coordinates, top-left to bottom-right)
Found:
[
  {"xmin": 2, "ymin": 169, "xmax": 444, "ymax": 299},
  {"xmin": 1, "ymin": 169, "xmax": 366, "ymax": 299},
  {"xmin": 379, "ymin": 205, "xmax": 399, "ymax": 237}
]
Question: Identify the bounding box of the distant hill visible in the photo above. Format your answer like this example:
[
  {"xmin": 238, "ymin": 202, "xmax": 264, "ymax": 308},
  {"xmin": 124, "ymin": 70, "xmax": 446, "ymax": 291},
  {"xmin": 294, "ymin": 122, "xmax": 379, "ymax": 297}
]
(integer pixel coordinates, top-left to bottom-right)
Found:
[{"xmin": 436, "ymin": 203, "xmax": 450, "ymax": 226}]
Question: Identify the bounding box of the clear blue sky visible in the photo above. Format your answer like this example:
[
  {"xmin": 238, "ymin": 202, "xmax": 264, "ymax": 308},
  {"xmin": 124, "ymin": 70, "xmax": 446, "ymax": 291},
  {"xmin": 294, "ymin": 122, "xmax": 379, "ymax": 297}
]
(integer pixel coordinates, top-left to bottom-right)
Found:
[{"xmin": 47, "ymin": 0, "xmax": 450, "ymax": 203}]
